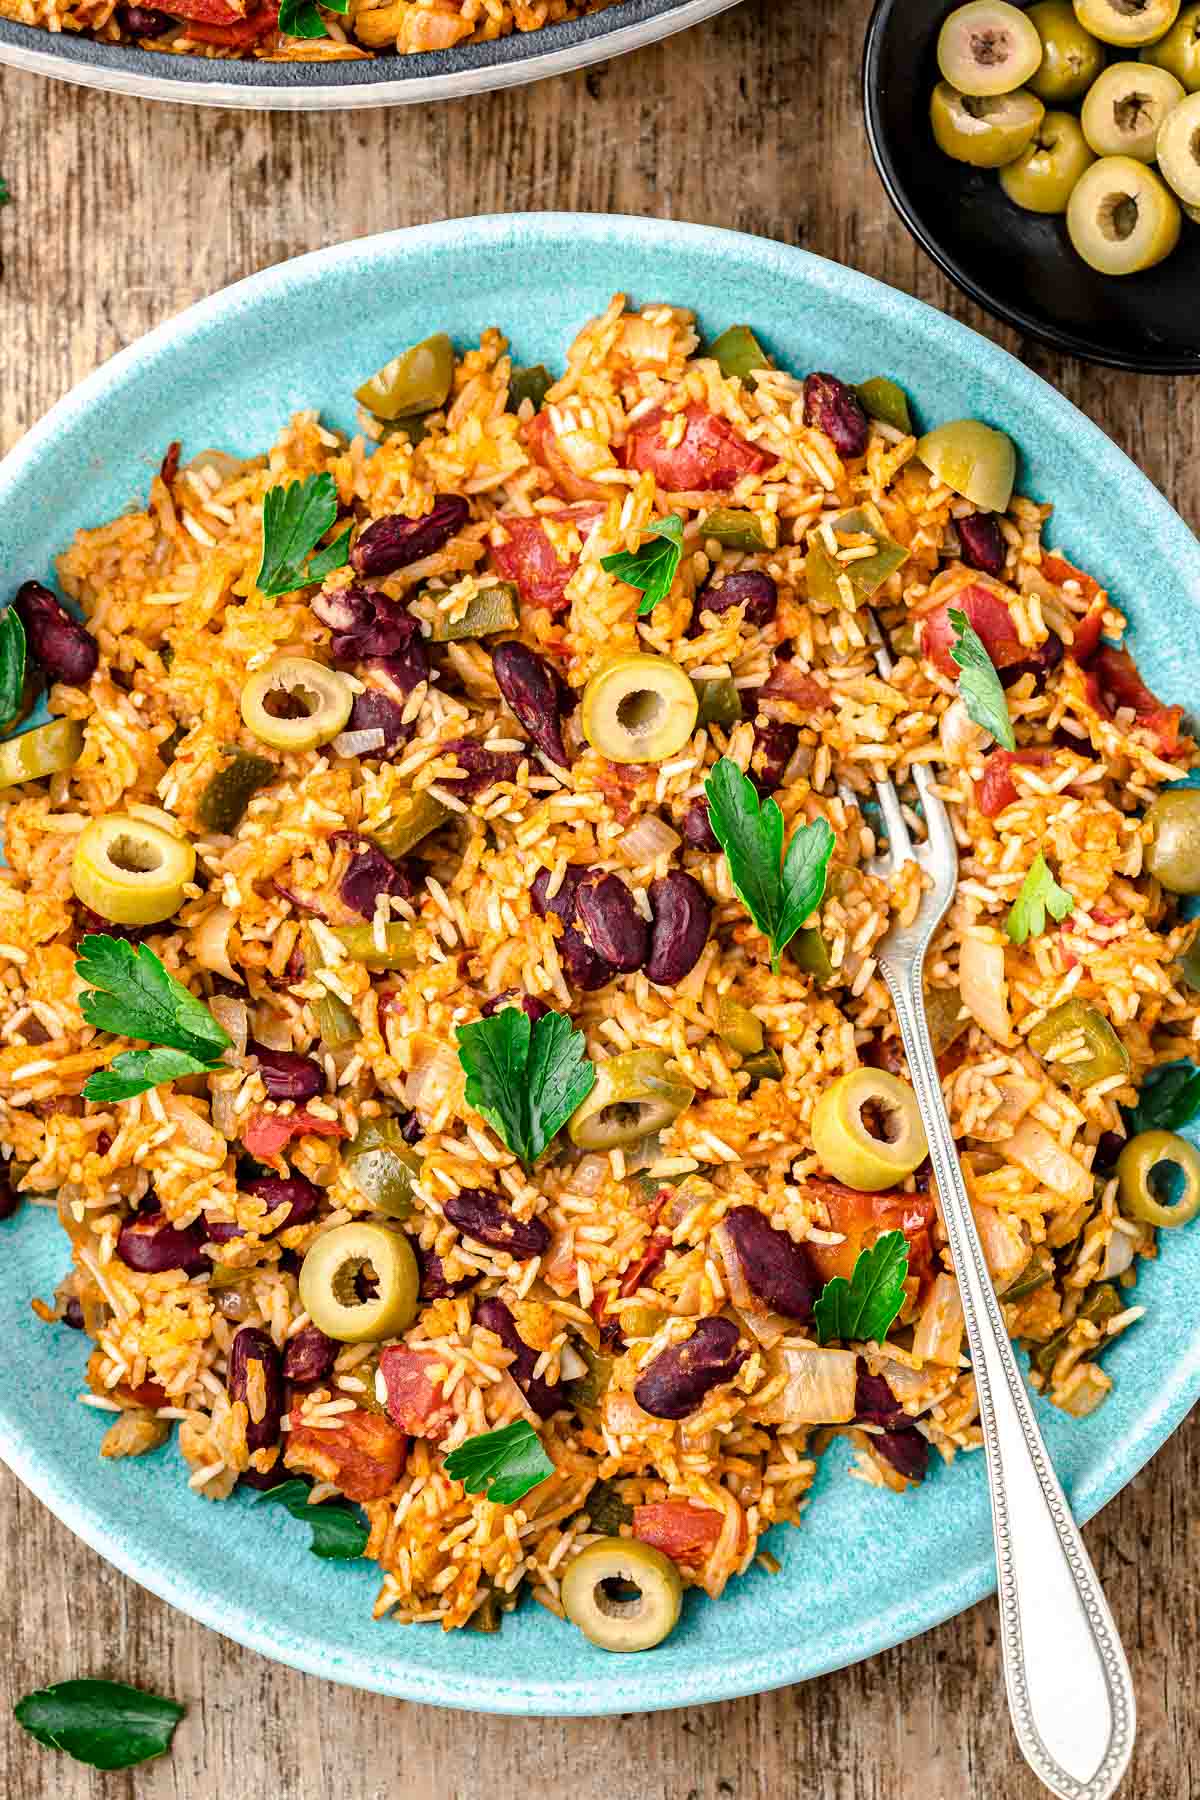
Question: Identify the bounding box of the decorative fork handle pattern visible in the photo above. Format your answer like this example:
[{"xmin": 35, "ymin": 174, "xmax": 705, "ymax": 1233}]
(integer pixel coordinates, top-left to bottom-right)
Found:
[{"xmin": 882, "ymin": 954, "xmax": 1137, "ymax": 1800}]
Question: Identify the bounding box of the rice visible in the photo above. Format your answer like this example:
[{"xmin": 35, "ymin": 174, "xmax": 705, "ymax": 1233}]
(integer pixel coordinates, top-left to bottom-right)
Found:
[{"xmin": 3, "ymin": 292, "xmax": 1198, "ymax": 1640}]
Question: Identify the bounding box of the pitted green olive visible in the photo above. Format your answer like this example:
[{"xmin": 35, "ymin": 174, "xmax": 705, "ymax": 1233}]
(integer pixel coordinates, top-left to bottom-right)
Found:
[
  {"xmin": 1117, "ymin": 1129, "xmax": 1200, "ymax": 1226},
  {"xmin": 931, "ymin": 80, "xmax": 1047, "ymax": 166},
  {"xmin": 298, "ymin": 1221, "xmax": 419, "ymax": 1343},
  {"xmin": 811, "ymin": 1069, "xmax": 928, "ymax": 1190},
  {"xmin": 855, "ymin": 377, "xmax": 914, "ymax": 435},
  {"xmin": 346, "ymin": 1117, "xmax": 422, "ymax": 1219},
  {"xmin": 1074, "ymin": 0, "xmax": 1180, "ymax": 46},
  {"xmin": 560, "ymin": 1537, "xmax": 683, "ymax": 1652},
  {"xmin": 581, "ymin": 654, "xmax": 699, "ymax": 765},
  {"xmin": 1000, "ymin": 111, "xmax": 1097, "ymax": 209},
  {"xmin": 0, "ymin": 717, "xmax": 83, "ymax": 790},
  {"xmin": 1081, "ymin": 62, "xmax": 1184, "ymax": 159},
  {"xmin": 1027, "ymin": 999, "xmax": 1129, "ymax": 1088},
  {"xmin": 1144, "ymin": 786, "xmax": 1200, "ymax": 892},
  {"xmin": 1067, "ymin": 155, "xmax": 1182, "ymax": 271},
  {"xmin": 568, "ymin": 1050, "xmax": 695, "ymax": 1149},
  {"xmin": 1141, "ymin": 2, "xmax": 1200, "ymax": 87},
  {"xmin": 1028, "ymin": 0, "xmax": 1108, "ymax": 99},
  {"xmin": 938, "ymin": 0, "xmax": 1045, "ymax": 93},
  {"xmin": 917, "ymin": 418, "xmax": 1017, "ymax": 512},
  {"xmin": 241, "ymin": 655, "xmax": 353, "ymax": 753},
  {"xmin": 72, "ymin": 814, "xmax": 195, "ymax": 926},
  {"xmin": 355, "ymin": 333, "xmax": 454, "ymax": 422},
  {"xmin": 1157, "ymin": 91, "xmax": 1200, "ymax": 202}
]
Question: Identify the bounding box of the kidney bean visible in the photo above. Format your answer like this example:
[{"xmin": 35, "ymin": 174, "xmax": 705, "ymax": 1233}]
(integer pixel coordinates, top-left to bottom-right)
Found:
[
  {"xmin": 999, "ymin": 631, "xmax": 1064, "ymax": 692},
  {"xmin": 694, "ymin": 569, "xmax": 777, "ymax": 630},
  {"xmin": 345, "ymin": 688, "xmax": 410, "ymax": 755},
  {"xmin": 441, "ymin": 736, "xmax": 522, "ymax": 799},
  {"xmin": 854, "ymin": 1361, "xmax": 904, "ymax": 1429},
  {"xmin": 576, "ymin": 872, "xmax": 648, "ymax": 973},
  {"xmin": 394, "ymin": 1109, "xmax": 423, "ymax": 1146},
  {"xmin": 118, "ymin": 1211, "xmax": 209, "ymax": 1275},
  {"xmin": 723, "ymin": 1206, "xmax": 819, "ymax": 1322},
  {"xmin": 1093, "ymin": 1130, "xmax": 1125, "ymax": 1175},
  {"xmin": 444, "ymin": 1188, "xmax": 550, "ymax": 1260},
  {"xmin": 559, "ymin": 925, "xmax": 614, "ymax": 990},
  {"xmin": 0, "ymin": 1175, "xmax": 20, "ymax": 1222},
  {"xmin": 250, "ymin": 1043, "xmax": 323, "ymax": 1103},
  {"xmin": 491, "ymin": 640, "xmax": 571, "ymax": 768},
  {"xmin": 331, "ymin": 831, "xmax": 417, "ymax": 917},
  {"xmin": 13, "ymin": 581, "xmax": 99, "ymax": 687},
  {"xmin": 121, "ymin": 4, "xmax": 174, "ymax": 31},
  {"xmin": 417, "ymin": 1246, "xmax": 471, "ymax": 1301},
  {"xmin": 239, "ymin": 1462, "xmax": 291, "ymax": 1492},
  {"xmin": 958, "ymin": 512, "xmax": 1006, "ymax": 579},
  {"xmin": 802, "ymin": 374, "xmax": 869, "ymax": 460},
  {"xmin": 238, "ymin": 1173, "xmax": 323, "ymax": 1235},
  {"xmin": 63, "ymin": 1296, "xmax": 86, "ymax": 1330},
  {"xmin": 227, "ymin": 1326, "xmax": 284, "ymax": 1454},
  {"xmin": 531, "ymin": 865, "xmax": 613, "ymax": 987},
  {"xmin": 365, "ymin": 640, "xmax": 430, "ymax": 702},
  {"xmin": 313, "ymin": 586, "xmax": 419, "ymax": 663},
  {"xmin": 481, "ymin": 990, "xmax": 552, "ymax": 1025},
  {"xmin": 531, "ymin": 863, "xmax": 588, "ymax": 923},
  {"xmin": 474, "ymin": 1297, "xmax": 560, "ymax": 1418},
  {"xmin": 750, "ymin": 719, "xmax": 799, "ymax": 793},
  {"xmin": 283, "ymin": 1325, "xmax": 338, "ymax": 1387},
  {"xmin": 875, "ymin": 1428, "xmax": 928, "ymax": 1483},
  {"xmin": 681, "ymin": 798, "xmax": 720, "ymax": 852},
  {"xmin": 633, "ymin": 1316, "xmax": 748, "ymax": 1420},
  {"xmin": 350, "ymin": 496, "xmax": 470, "ymax": 578},
  {"xmin": 646, "ymin": 871, "xmax": 712, "ymax": 986}
]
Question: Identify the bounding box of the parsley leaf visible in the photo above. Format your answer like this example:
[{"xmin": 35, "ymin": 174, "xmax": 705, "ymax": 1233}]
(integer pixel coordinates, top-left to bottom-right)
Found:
[
  {"xmin": 704, "ymin": 755, "xmax": 834, "ymax": 973},
  {"xmin": 1005, "ymin": 852, "xmax": 1074, "ymax": 946},
  {"xmin": 1124, "ymin": 1061, "xmax": 1200, "ymax": 1135},
  {"xmin": 0, "ymin": 176, "xmax": 10, "ymax": 208},
  {"xmin": 256, "ymin": 473, "xmax": 351, "ymax": 598},
  {"xmin": 813, "ymin": 1230, "xmax": 911, "ymax": 1346},
  {"xmin": 76, "ymin": 936, "xmax": 231, "ymax": 1103},
  {"xmin": 443, "ymin": 1419, "xmax": 554, "ymax": 1505},
  {"xmin": 254, "ymin": 1479, "xmax": 369, "ymax": 1559},
  {"xmin": 0, "ymin": 602, "xmax": 26, "ymax": 726},
  {"xmin": 601, "ymin": 514, "xmax": 684, "ymax": 616},
  {"xmin": 13, "ymin": 1680, "xmax": 184, "ymax": 1771},
  {"xmin": 278, "ymin": 0, "xmax": 348, "ymax": 33},
  {"xmin": 456, "ymin": 1006, "xmax": 594, "ymax": 1168},
  {"xmin": 948, "ymin": 608, "xmax": 1016, "ymax": 750}
]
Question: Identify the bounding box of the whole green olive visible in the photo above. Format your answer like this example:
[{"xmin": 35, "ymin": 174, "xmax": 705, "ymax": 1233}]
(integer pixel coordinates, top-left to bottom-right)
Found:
[
  {"xmin": 1028, "ymin": 0, "xmax": 1108, "ymax": 99},
  {"xmin": 1000, "ymin": 110, "xmax": 1097, "ymax": 209},
  {"xmin": 1141, "ymin": 1, "xmax": 1200, "ymax": 88},
  {"xmin": 1144, "ymin": 786, "xmax": 1200, "ymax": 892},
  {"xmin": 931, "ymin": 79, "xmax": 1046, "ymax": 167}
]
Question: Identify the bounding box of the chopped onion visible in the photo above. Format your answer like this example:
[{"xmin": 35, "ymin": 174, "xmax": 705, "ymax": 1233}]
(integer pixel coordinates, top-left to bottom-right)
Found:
[
  {"xmin": 184, "ymin": 449, "xmax": 244, "ymax": 485},
  {"xmin": 972, "ymin": 1201, "xmax": 1030, "ymax": 1290},
  {"xmin": 617, "ymin": 814, "xmax": 681, "ymax": 866},
  {"xmin": 331, "ymin": 727, "xmax": 387, "ymax": 760},
  {"xmin": 163, "ymin": 1095, "xmax": 227, "ymax": 1163},
  {"xmin": 971, "ymin": 1073, "xmax": 1041, "ymax": 1143},
  {"xmin": 191, "ymin": 905, "xmax": 241, "ymax": 984},
  {"xmin": 404, "ymin": 1035, "xmax": 462, "ymax": 1121},
  {"xmin": 251, "ymin": 1006, "xmax": 294, "ymax": 1052},
  {"xmin": 209, "ymin": 995, "xmax": 248, "ymax": 1061},
  {"xmin": 940, "ymin": 697, "xmax": 985, "ymax": 762},
  {"xmin": 209, "ymin": 1081, "xmax": 240, "ymax": 1141},
  {"xmin": 751, "ymin": 1345, "xmax": 857, "ymax": 1425},
  {"xmin": 559, "ymin": 1343, "xmax": 588, "ymax": 1382},
  {"xmin": 912, "ymin": 1273, "xmax": 964, "ymax": 1366},
  {"xmin": 1100, "ymin": 1228, "xmax": 1136, "ymax": 1281},
  {"xmin": 958, "ymin": 935, "xmax": 1012, "ymax": 1044},
  {"xmin": 1004, "ymin": 1116, "xmax": 1093, "ymax": 1205}
]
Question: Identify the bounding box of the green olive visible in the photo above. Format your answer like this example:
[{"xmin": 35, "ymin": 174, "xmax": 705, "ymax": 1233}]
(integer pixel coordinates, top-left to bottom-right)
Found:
[
  {"xmin": 333, "ymin": 922, "xmax": 422, "ymax": 969},
  {"xmin": 708, "ymin": 324, "xmax": 769, "ymax": 384},
  {"xmin": 1074, "ymin": 0, "xmax": 1180, "ymax": 45},
  {"xmin": 1157, "ymin": 90, "xmax": 1200, "ymax": 201},
  {"xmin": 508, "ymin": 364, "xmax": 553, "ymax": 413},
  {"xmin": 355, "ymin": 332, "xmax": 454, "ymax": 422},
  {"xmin": 925, "ymin": 983, "xmax": 969, "ymax": 1054},
  {"xmin": 0, "ymin": 717, "xmax": 82, "ymax": 790},
  {"xmin": 241, "ymin": 655, "xmax": 353, "ymax": 753},
  {"xmin": 938, "ymin": 0, "xmax": 1045, "ymax": 93},
  {"xmin": 195, "ymin": 751, "xmax": 275, "ymax": 834},
  {"xmin": 71, "ymin": 814, "xmax": 196, "ymax": 926},
  {"xmin": 1144, "ymin": 786, "xmax": 1200, "ymax": 891},
  {"xmin": 701, "ymin": 508, "xmax": 771, "ymax": 551},
  {"xmin": 345, "ymin": 1117, "xmax": 422, "ymax": 1219},
  {"xmin": 1028, "ymin": 0, "xmax": 1108, "ymax": 99},
  {"xmin": 811, "ymin": 1068, "xmax": 928, "ymax": 1190},
  {"xmin": 567, "ymin": 1050, "xmax": 695, "ymax": 1149},
  {"xmin": 315, "ymin": 991, "xmax": 361, "ymax": 1050},
  {"xmin": 370, "ymin": 789, "xmax": 450, "ymax": 860},
  {"xmin": 298, "ymin": 1220, "xmax": 419, "ymax": 1343},
  {"xmin": 581, "ymin": 654, "xmax": 699, "ymax": 765},
  {"xmin": 1067, "ymin": 154, "xmax": 1183, "ymax": 269},
  {"xmin": 855, "ymin": 376, "xmax": 914, "ymax": 435},
  {"xmin": 428, "ymin": 582, "xmax": 519, "ymax": 642},
  {"xmin": 1141, "ymin": 2, "xmax": 1200, "ymax": 87},
  {"xmin": 806, "ymin": 504, "xmax": 909, "ymax": 605},
  {"xmin": 1000, "ymin": 111, "xmax": 1097, "ymax": 209},
  {"xmin": 716, "ymin": 997, "xmax": 764, "ymax": 1055},
  {"xmin": 1026, "ymin": 999, "xmax": 1129, "ymax": 1088},
  {"xmin": 693, "ymin": 677, "xmax": 743, "ymax": 729},
  {"xmin": 741, "ymin": 1047, "xmax": 784, "ymax": 1083},
  {"xmin": 560, "ymin": 1538, "xmax": 683, "ymax": 1653},
  {"xmin": 1117, "ymin": 1129, "xmax": 1200, "ymax": 1225},
  {"xmin": 931, "ymin": 80, "xmax": 1047, "ymax": 165},
  {"xmin": 1081, "ymin": 60, "xmax": 1184, "ymax": 157},
  {"xmin": 620, "ymin": 1303, "xmax": 668, "ymax": 1336},
  {"xmin": 917, "ymin": 418, "xmax": 1018, "ymax": 512}
]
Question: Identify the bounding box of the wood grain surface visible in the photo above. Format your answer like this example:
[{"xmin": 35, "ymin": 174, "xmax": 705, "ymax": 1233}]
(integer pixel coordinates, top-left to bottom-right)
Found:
[{"xmin": 2, "ymin": 2, "xmax": 1199, "ymax": 1794}]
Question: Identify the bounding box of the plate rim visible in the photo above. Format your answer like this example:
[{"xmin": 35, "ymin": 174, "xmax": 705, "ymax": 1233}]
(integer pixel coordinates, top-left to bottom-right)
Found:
[{"xmin": 2, "ymin": 212, "xmax": 1199, "ymax": 1713}]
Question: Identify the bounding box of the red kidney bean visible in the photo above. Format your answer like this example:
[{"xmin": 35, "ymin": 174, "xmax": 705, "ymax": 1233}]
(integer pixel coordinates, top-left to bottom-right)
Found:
[
  {"xmin": 63, "ymin": 1296, "xmax": 85, "ymax": 1330},
  {"xmin": 491, "ymin": 640, "xmax": 571, "ymax": 768},
  {"xmin": 999, "ymin": 631, "xmax": 1064, "ymax": 691},
  {"xmin": 345, "ymin": 689, "xmax": 410, "ymax": 754},
  {"xmin": 444, "ymin": 1188, "xmax": 550, "ymax": 1260},
  {"xmin": 350, "ymin": 496, "xmax": 470, "ymax": 578},
  {"xmin": 750, "ymin": 719, "xmax": 799, "ymax": 793},
  {"xmin": 560, "ymin": 926, "xmax": 614, "ymax": 990},
  {"xmin": 645, "ymin": 871, "xmax": 712, "ymax": 986},
  {"xmin": 531, "ymin": 865, "xmax": 613, "ymax": 988},
  {"xmin": 13, "ymin": 582, "xmax": 99, "ymax": 687},
  {"xmin": 330, "ymin": 831, "xmax": 417, "ymax": 917},
  {"xmin": 282, "ymin": 1325, "xmax": 338, "ymax": 1387},
  {"xmin": 365, "ymin": 641, "xmax": 430, "ymax": 702},
  {"xmin": 874, "ymin": 1428, "xmax": 928, "ymax": 1483},
  {"xmin": 394, "ymin": 1109, "xmax": 423, "ymax": 1146},
  {"xmin": 633, "ymin": 1316, "xmax": 748, "ymax": 1420},
  {"xmin": 118, "ymin": 1211, "xmax": 209, "ymax": 1275},
  {"xmin": 121, "ymin": 4, "xmax": 174, "ymax": 31},
  {"xmin": 417, "ymin": 1246, "xmax": 471, "ymax": 1301},
  {"xmin": 239, "ymin": 1463, "xmax": 292, "ymax": 1492},
  {"xmin": 681, "ymin": 798, "xmax": 720, "ymax": 852},
  {"xmin": 227, "ymin": 1326, "xmax": 284, "ymax": 1453},
  {"xmin": 1093, "ymin": 1130, "xmax": 1125, "ymax": 1175},
  {"xmin": 854, "ymin": 1360, "xmax": 904, "ymax": 1429},
  {"xmin": 802, "ymin": 374, "xmax": 868, "ymax": 460},
  {"xmin": 0, "ymin": 1175, "xmax": 21, "ymax": 1222},
  {"xmin": 441, "ymin": 736, "xmax": 523, "ymax": 799},
  {"xmin": 231, "ymin": 1173, "xmax": 323, "ymax": 1239},
  {"xmin": 531, "ymin": 863, "xmax": 588, "ymax": 922},
  {"xmin": 474, "ymin": 1297, "xmax": 560, "ymax": 1418},
  {"xmin": 313, "ymin": 586, "xmax": 419, "ymax": 663},
  {"xmin": 250, "ymin": 1044, "xmax": 323, "ymax": 1102},
  {"xmin": 957, "ymin": 512, "xmax": 1006, "ymax": 578},
  {"xmin": 481, "ymin": 990, "xmax": 552, "ymax": 1025},
  {"xmin": 575, "ymin": 872, "xmax": 648, "ymax": 973},
  {"xmin": 694, "ymin": 570, "xmax": 777, "ymax": 630},
  {"xmin": 723, "ymin": 1205, "xmax": 819, "ymax": 1322}
]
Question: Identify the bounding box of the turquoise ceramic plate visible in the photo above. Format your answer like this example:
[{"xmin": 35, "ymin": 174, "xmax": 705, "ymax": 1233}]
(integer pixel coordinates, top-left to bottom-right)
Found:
[{"xmin": 2, "ymin": 216, "xmax": 1198, "ymax": 1715}]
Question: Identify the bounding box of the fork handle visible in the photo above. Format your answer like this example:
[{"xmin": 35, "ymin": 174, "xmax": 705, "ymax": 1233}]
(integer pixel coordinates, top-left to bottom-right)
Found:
[{"xmin": 883, "ymin": 956, "xmax": 1136, "ymax": 1800}]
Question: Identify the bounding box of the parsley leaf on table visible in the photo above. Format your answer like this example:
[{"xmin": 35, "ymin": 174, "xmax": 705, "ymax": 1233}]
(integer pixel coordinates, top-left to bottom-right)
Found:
[
  {"xmin": 443, "ymin": 1419, "xmax": 555, "ymax": 1506},
  {"xmin": 0, "ymin": 602, "xmax": 26, "ymax": 726},
  {"xmin": 254, "ymin": 1479, "xmax": 369, "ymax": 1559},
  {"xmin": 256, "ymin": 472, "xmax": 352, "ymax": 598},
  {"xmin": 601, "ymin": 514, "xmax": 684, "ymax": 615},
  {"xmin": 76, "ymin": 935, "xmax": 231, "ymax": 1103},
  {"xmin": 1124, "ymin": 1061, "xmax": 1200, "ymax": 1135},
  {"xmin": 0, "ymin": 177, "xmax": 10, "ymax": 208},
  {"xmin": 13, "ymin": 1680, "xmax": 184, "ymax": 1772},
  {"xmin": 948, "ymin": 608, "xmax": 1016, "ymax": 750},
  {"xmin": 813, "ymin": 1230, "xmax": 911, "ymax": 1347},
  {"xmin": 456, "ymin": 1006, "xmax": 594, "ymax": 1168},
  {"xmin": 1005, "ymin": 852, "xmax": 1074, "ymax": 946},
  {"xmin": 704, "ymin": 755, "xmax": 834, "ymax": 973}
]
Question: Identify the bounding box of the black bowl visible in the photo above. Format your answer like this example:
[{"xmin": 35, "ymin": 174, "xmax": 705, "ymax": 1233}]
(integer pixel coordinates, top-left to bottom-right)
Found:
[{"xmin": 863, "ymin": 0, "xmax": 1200, "ymax": 373}]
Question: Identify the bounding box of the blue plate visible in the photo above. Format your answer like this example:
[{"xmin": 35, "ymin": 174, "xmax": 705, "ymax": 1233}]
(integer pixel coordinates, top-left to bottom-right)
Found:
[{"xmin": 2, "ymin": 216, "xmax": 1199, "ymax": 1714}]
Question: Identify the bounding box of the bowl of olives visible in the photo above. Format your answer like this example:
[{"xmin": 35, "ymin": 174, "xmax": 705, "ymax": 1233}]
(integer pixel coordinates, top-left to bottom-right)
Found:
[{"xmin": 864, "ymin": 0, "xmax": 1200, "ymax": 369}]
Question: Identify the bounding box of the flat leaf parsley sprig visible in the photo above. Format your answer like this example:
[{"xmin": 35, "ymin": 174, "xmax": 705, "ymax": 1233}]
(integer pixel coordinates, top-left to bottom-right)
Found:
[
  {"xmin": 76, "ymin": 935, "xmax": 232, "ymax": 1104},
  {"xmin": 443, "ymin": 1419, "xmax": 555, "ymax": 1506},
  {"xmin": 257, "ymin": 471, "xmax": 352, "ymax": 599},
  {"xmin": 601, "ymin": 514, "xmax": 684, "ymax": 615},
  {"xmin": 704, "ymin": 755, "xmax": 835, "ymax": 973},
  {"xmin": 0, "ymin": 601, "xmax": 26, "ymax": 726},
  {"xmin": 13, "ymin": 1679, "xmax": 184, "ymax": 1773},
  {"xmin": 813, "ymin": 1230, "xmax": 911, "ymax": 1347},
  {"xmin": 948, "ymin": 609, "xmax": 1016, "ymax": 750},
  {"xmin": 1005, "ymin": 851, "xmax": 1074, "ymax": 946},
  {"xmin": 456, "ymin": 1005, "xmax": 594, "ymax": 1168}
]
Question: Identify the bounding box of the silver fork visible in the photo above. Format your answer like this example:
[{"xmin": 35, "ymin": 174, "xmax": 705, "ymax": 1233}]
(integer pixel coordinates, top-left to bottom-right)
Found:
[{"xmin": 841, "ymin": 624, "xmax": 1136, "ymax": 1800}]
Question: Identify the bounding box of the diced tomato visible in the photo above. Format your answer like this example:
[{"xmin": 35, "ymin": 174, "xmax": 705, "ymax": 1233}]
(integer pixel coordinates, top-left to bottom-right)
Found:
[
  {"xmin": 242, "ymin": 1108, "xmax": 346, "ymax": 1159},
  {"xmin": 921, "ymin": 584, "xmax": 1026, "ymax": 679},
  {"xmin": 1084, "ymin": 646, "xmax": 1183, "ymax": 758},
  {"xmin": 622, "ymin": 404, "xmax": 768, "ymax": 493},
  {"xmin": 759, "ymin": 661, "xmax": 832, "ymax": 712},
  {"xmin": 185, "ymin": 3, "xmax": 276, "ymax": 42},
  {"xmin": 378, "ymin": 1346, "xmax": 455, "ymax": 1441},
  {"xmin": 489, "ymin": 504, "xmax": 605, "ymax": 616},
  {"xmin": 1041, "ymin": 554, "xmax": 1102, "ymax": 605},
  {"xmin": 118, "ymin": 1380, "xmax": 168, "ymax": 1410},
  {"xmin": 975, "ymin": 748, "xmax": 1052, "ymax": 818},
  {"xmin": 802, "ymin": 1179, "xmax": 936, "ymax": 1288},
  {"xmin": 284, "ymin": 1406, "xmax": 406, "ymax": 1502},
  {"xmin": 166, "ymin": 0, "xmax": 244, "ymax": 20},
  {"xmin": 619, "ymin": 1230, "xmax": 671, "ymax": 1299},
  {"xmin": 632, "ymin": 1499, "xmax": 746, "ymax": 1569},
  {"xmin": 525, "ymin": 412, "xmax": 612, "ymax": 503}
]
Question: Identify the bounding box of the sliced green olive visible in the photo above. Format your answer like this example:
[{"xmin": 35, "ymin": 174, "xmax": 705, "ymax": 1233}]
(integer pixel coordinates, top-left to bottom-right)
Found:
[
  {"xmin": 370, "ymin": 789, "xmax": 450, "ymax": 861},
  {"xmin": 917, "ymin": 418, "xmax": 1017, "ymax": 512},
  {"xmin": 355, "ymin": 332, "xmax": 455, "ymax": 422},
  {"xmin": 1144, "ymin": 786, "xmax": 1200, "ymax": 892},
  {"xmin": 1028, "ymin": 0, "xmax": 1108, "ymax": 99},
  {"xmin": 931, "ymin": 80, "xmax": 1046, "ymax": 166},
  {"xmin": 1067, "ymin": 154, "xmax": 1183, "ymax": 270},
  {"xmin": 806, "ymin": 504, "xmax": 909, "ymax": 605},
  {"xmin": 716, "ymin": 997, "xmax": 764, "ymax": 1055},
  {"xmin": 1027, "ymin": 998, "xmax": 1129, "ymax": 1088},
  {"xmin": 855, "ymin": 376, "xmax": 914, "ymax": 435},
  {"xmin": 1117, "ymin": 1128, "xmax": 1200, "ymax": 1226},
  {"xmin": 315, "ymin": 991, "xmax": 361, "ymax": 1050},
  {"xmin": 345, "ymin": 1117, "xmax": 422, "ymax": 1220},
  {"xmin": 196, "ymin": 751, "xmax": 275, "ymax": 834},
  {"xmin": 939, "ymin": 0, "xmax": 1045, "ymax": 93},
  {"xmin": 1033, "ymin": 1282, "xmax": 1123, "ymax": 1375},
  {"xmin": 742, "ymin": 1047, "xmax": 784, "ymax": 1083},
  {"xmin": 333, "ymin": 921, "xmax": 421, "ymax": 970},
  {"xmin": 1074, "ymin": 0, "xmax": 1180, "ymax": 46},
  {"xmin": 790, "ymin": 925, "xmax": 835, "ymax": 982},
  {"xmin": 298, "ymin": 1220, "xmax": 419, "ymax": 1343},
  {"xmin": 1141, "ymin": 1, "xmax": 1200, "ymax": 87},
  {"xmin": 508, "ymin": 364, "xmax": 553, "ymax": 413},
  {"xmin": 241, "ymin": 655, "xmax": 353, "ymax": 754},
  {"xmin": 568, "ymin": 1049, "xmax": 695, "ymax": 1149},
  {"xmin": 0, "ymin": 717, "xmax": 82, "ymax": 791},
  {"xmin": 1157, "ymin": 90, "xmax": 1200, "ymax": 202},
  {"xmin": 1000, "ymin": 111, "xmax": 1097, "ymax": 209},
  {"xmin": 812, "ymin": 1069, "xmax": 928, "ymax": 1189},
  {"xmin": 693, "ymin": 677, "xmax": 743, "ymax": 729},
  {"xmin": 561, "ymin": 1538, "xmax": 683, "ymax": 1653},
  {"xmin": 1003, "ymin": 1249, "xmax": 1055, "ymax": 1300},
  {"xmin": 584, "ymin": 1479, "xmax": 634, "ymax": 1534},
  {"xmin": 1177, "ymin": 936, "xmax": 1200, "ymax": 990},
  {"xmin": 701, "ymin": 508, "xmax": 771, "ymax": 551},
  {"xmin": 581, "ymin": 654, "xmax": 699, "ymax": 765},
  {"xmin": 72, "ymin": 814, "xmax": 195, "ymax": 926},
  {"xmin": 620, "ymin": 1302, "xmax": 668, "ymax": 1336},
  {"xmin": 566, "ymin": 1342, "xmax": 616, "ymax": 1408},
  {"xmin": 709, "ymin": 324, "xmax": 769, "ymax": 384},
  {"xmin": 428, "ymin": 582, "xmax": 520, "ymax": 642},
  {"xmin": 1081, "ymin": 61, "xmax": 1184, "ymax": 158}
]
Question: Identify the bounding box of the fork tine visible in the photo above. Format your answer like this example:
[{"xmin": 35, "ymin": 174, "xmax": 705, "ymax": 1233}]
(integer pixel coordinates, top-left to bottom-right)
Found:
[
  {"xmin": 911, "ymin": 761, "xmax": 957, "ymax": 863},
  {"xmin": 872, "ymin": 776, "xmax": 912, "ymax": 864}
]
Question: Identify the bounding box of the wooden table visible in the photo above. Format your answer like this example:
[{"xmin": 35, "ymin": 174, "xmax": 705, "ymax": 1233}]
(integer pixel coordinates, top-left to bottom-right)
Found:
[{"xmin": 2, "ymin": 2, "xmax": 1198, "ymax": 1793}]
